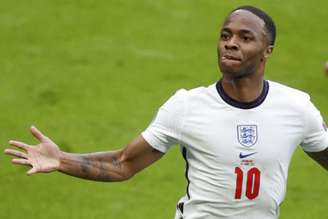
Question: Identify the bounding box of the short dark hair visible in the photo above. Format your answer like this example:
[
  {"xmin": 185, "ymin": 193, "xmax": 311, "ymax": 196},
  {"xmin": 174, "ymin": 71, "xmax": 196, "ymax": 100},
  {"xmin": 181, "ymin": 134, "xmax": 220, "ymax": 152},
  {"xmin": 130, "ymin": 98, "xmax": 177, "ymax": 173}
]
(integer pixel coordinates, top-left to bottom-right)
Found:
[{"xmin": 230, "ymin": 5, "xmax": 276, "ymax": 46}]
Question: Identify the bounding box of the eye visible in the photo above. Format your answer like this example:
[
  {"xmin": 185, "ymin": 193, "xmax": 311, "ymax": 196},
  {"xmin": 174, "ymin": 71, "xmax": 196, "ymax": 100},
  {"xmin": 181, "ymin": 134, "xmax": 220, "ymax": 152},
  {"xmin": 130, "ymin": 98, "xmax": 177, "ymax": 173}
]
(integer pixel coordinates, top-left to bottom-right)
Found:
[
  {"xmin": 242, "ymin": 35, "xmax": 252, "ymax": 42},
  {"xmin": 220, "ymin": 32, "xmax": 230, "ymax": 41}
]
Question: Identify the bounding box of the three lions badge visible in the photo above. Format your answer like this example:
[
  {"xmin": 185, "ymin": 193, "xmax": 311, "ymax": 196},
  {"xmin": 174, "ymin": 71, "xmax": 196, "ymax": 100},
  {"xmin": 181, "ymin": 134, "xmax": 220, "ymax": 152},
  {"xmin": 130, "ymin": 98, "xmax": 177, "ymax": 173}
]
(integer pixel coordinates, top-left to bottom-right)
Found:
[{"xmin": 237, "ymin": 125, "xmax": 258, "ymax": 147}]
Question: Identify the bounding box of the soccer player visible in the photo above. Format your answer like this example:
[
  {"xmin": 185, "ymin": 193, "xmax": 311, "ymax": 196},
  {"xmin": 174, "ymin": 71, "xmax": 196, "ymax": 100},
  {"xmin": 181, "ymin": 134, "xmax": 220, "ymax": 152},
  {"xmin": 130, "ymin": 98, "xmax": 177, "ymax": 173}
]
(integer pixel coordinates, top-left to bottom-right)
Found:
[{"xmin": 4, "ymin": 5, "xmax": 328, "ymax": 219}]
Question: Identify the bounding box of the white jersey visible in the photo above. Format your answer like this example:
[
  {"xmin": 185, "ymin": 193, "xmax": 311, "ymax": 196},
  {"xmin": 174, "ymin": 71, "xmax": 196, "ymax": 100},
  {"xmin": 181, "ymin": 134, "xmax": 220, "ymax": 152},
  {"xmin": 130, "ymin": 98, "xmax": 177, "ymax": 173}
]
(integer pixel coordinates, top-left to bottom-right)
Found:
[{"xmin": 142, "ymin": 80, "xmax": 328, "ymax": 219}]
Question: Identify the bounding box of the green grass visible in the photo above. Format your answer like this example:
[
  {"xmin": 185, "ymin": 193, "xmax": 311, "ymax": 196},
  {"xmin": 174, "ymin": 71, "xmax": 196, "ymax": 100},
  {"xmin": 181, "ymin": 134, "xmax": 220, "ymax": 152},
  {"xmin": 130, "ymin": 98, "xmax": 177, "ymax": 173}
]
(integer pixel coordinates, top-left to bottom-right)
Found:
[{"xmin": 0, "ymin": 0, "xmax": 327, "ymax": 218}]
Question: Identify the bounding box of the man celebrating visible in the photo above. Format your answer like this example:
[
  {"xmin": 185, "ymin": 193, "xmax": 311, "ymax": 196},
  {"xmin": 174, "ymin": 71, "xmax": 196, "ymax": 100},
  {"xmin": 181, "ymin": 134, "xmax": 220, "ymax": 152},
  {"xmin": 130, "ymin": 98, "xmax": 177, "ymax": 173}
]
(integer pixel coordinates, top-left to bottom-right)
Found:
[{"xmin": 4, "ymin": 5, "xmax": 328, "ymax": 219}]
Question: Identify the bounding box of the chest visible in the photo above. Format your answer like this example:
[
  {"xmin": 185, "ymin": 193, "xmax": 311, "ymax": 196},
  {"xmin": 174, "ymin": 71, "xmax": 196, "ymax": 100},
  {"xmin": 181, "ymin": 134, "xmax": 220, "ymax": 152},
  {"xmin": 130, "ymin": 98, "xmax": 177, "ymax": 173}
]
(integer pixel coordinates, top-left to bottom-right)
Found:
[{"xmin": 180, "ymin": 106, "xmax": 304, "ymax": 165}]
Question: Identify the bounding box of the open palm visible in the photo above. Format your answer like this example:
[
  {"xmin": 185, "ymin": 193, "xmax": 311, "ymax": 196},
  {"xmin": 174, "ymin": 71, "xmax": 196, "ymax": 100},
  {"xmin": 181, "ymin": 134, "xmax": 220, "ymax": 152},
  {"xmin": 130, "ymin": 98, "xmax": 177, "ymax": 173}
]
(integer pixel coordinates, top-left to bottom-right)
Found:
[{"xmin": 4, "ymin": 126, "xmax": 61, "ymax": 175}]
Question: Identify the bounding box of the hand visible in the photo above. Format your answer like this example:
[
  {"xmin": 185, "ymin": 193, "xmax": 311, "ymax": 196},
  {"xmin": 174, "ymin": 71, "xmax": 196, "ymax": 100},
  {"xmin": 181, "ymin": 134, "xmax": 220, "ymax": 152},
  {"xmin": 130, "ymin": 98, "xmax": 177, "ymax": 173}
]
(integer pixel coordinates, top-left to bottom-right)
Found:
[{"xmin": 4, "ymin": 126, "xmax": 61, "ymax": 175}]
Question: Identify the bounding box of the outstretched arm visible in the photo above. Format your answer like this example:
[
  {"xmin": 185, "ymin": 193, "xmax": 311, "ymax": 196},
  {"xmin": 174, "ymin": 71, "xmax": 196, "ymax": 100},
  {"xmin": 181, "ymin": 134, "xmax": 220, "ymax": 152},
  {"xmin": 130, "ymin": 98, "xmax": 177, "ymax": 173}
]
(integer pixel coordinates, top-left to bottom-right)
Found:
[
  {"xmin": 4, "ymin": 126, "xmax": 164, "ymax": 182},
  {"xmin": 305, "ymin": 147, "xmax": 328, "ymax": 171}
]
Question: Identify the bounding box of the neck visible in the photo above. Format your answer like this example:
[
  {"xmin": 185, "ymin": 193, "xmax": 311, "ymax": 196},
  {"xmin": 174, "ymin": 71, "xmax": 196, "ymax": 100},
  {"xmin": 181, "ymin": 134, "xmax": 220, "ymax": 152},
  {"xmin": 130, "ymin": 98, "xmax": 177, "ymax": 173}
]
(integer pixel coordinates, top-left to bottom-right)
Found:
[{"xmin": 221, "ymin": 75, "xmax": 264, "ymax": 103}]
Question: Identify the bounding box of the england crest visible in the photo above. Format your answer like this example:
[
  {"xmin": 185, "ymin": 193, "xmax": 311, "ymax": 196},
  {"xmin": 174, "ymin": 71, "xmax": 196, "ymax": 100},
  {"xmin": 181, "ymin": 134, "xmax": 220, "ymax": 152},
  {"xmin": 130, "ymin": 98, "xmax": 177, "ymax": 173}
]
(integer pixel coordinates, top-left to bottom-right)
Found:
[{"xmin": 237, "ymin": 125, "xmax": 258, "ymax": 147}]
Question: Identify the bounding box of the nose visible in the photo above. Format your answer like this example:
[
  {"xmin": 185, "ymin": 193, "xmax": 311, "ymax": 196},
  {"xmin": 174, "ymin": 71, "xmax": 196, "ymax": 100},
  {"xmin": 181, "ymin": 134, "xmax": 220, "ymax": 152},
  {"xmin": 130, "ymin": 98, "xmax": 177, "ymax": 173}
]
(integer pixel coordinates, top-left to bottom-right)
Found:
[{"xmin": 224, "ymin": 36, "xmax": 239, "ymax": 50}]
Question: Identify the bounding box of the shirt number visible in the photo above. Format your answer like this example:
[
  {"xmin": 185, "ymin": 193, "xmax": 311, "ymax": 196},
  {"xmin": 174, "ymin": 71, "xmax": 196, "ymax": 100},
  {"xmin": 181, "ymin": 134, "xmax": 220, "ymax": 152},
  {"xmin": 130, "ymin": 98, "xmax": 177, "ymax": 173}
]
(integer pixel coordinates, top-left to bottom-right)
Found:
[{"xmin": 234, "ymin": 167, "xmax": 261, "ymax": 200}]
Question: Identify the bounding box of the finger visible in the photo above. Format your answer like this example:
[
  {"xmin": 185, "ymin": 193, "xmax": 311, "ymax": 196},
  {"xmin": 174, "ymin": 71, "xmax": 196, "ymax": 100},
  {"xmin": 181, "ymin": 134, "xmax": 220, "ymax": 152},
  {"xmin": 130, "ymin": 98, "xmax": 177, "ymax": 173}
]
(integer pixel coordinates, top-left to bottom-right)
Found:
[
  {"xmin": 30, "ymin": 126, "xmax": 47, "ymax": 142},
  {"xmin": 27, "ymin": 167, "xmax": 38, "ymax": 175},
  {"xmin": 8, "ymin": 140, "xmax": 30, "ymax": 150},
  {"xmin": 12, "ymin": 158, "xmax": 31, "ymax": 166},
  {"xmin": 4, "ymin": 149, "xmax": 28, "ymax": 159}
]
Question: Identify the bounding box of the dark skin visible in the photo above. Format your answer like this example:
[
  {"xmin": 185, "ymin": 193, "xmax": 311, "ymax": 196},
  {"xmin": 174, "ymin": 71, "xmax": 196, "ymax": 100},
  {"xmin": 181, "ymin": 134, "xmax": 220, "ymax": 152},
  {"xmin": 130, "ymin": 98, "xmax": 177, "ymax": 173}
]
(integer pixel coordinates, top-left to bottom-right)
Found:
[
  {"xmin": 218, "ymin": 10, "xmax": 328, "ymax": 170},
  {"xmin": 4, "ymin": 126, "xmax": 162, "ymax": 181},
  {"xmin": 218, "ymin": 10, "xmax": 273, "ymax": 102},
  {"xmin": 306, "ymin": 149, "xmax": 328, "ymax": 170},
  {"xmin": 4, "ymin": 10, "xmax": 327, "ymax": 181}
]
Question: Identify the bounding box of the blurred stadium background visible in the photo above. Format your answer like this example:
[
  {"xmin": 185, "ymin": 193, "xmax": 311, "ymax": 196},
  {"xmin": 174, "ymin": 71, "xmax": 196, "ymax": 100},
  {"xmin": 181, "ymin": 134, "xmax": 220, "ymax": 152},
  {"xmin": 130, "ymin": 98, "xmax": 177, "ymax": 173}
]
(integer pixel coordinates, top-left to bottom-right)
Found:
[{"xmin": 0, "ymin": 0, "xmax": 327, "ymax": 218}]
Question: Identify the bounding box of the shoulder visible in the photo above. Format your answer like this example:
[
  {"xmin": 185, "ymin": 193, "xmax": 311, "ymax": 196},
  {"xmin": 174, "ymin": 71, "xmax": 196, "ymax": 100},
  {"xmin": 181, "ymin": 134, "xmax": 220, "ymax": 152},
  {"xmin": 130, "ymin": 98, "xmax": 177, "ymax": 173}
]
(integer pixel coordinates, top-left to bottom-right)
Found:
[
  {"xmin": 268, "ymin": 80, "xmax": 310, "ymax": 105},
  {"xmin": 267, "ymin": 81, "xmax": 321, "ymax": 124},
  {"xmin": 268, "ymin": 80, "xmax": 309, "ymax": 99},
  {"xmin": 169, "ymin": 84, "xmax": 214, "ymax": 102},
  {"xmin": 182, "ymin": 84, "xmax": 218, "ymax": 100},
  {"xmin": 162, "ymin": 84, "xmax": 215, "ymax": 112}
]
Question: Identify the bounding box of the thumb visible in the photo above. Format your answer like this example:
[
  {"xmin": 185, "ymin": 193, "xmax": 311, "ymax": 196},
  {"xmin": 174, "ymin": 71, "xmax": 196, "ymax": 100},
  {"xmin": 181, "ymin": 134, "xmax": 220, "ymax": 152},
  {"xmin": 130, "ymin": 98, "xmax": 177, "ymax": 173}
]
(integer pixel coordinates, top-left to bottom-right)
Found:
[
  {"xmin": 27, "ymin": 167, "xmax": 38, "ymax": 176},
  {"xmin": 30, "ymin": 126, "xmax": 47, "ymax": 142}
]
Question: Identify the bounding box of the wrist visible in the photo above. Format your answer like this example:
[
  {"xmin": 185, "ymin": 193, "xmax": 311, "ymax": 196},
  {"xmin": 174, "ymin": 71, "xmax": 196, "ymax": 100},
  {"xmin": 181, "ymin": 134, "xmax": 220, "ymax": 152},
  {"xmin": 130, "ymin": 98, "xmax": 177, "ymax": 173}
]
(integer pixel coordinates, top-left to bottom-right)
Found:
[{"xmin": 57, "ymin": 150, "xmax": 68, "ymax": 172}]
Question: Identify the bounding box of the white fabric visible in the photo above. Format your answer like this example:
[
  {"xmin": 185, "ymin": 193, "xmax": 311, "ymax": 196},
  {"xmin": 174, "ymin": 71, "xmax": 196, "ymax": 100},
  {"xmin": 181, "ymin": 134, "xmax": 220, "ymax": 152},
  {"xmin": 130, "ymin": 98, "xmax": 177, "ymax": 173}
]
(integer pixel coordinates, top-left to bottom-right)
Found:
[{"xmin": 142, "ymin": 80, "xmax": 328, "ymax": 219}]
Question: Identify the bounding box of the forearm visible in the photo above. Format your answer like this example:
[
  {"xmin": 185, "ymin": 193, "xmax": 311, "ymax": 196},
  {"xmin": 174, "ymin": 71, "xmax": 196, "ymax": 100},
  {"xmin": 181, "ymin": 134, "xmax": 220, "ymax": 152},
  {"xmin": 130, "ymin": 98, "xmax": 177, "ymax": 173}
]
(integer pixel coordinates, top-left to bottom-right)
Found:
[{"xmin": 58, "ymin": 150, "xmax": 132, "ymax": 182}]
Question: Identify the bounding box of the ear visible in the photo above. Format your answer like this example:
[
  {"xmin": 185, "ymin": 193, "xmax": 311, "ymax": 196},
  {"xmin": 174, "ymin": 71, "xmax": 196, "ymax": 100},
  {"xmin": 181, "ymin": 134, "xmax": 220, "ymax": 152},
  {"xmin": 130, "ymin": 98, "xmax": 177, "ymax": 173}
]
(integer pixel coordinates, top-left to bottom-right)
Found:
[{"xmin": 264, "ymin": 45, "xmax": 274, "ymax": 59}]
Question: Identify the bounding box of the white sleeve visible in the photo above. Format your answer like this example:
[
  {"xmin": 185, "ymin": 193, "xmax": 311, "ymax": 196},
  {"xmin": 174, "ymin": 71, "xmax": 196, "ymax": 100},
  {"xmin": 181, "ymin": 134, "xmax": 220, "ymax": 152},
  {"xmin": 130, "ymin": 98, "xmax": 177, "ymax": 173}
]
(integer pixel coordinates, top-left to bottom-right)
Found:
[
  {"xmin": 141, "ymin": 89, "xmax": 187, "ymax": 153},
  {"xmin": 300, "ymin": 98, "xmax": 328, "ymax": 152}
]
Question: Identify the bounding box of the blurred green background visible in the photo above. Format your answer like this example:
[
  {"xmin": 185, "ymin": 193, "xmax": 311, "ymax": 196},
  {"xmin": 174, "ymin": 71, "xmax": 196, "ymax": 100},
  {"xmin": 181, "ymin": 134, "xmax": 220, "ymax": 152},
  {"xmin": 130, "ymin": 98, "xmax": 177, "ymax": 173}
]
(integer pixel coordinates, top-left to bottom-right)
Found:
[{"xmin": 0, "ymin": 0, "xmax": 327, "ymax": 218}]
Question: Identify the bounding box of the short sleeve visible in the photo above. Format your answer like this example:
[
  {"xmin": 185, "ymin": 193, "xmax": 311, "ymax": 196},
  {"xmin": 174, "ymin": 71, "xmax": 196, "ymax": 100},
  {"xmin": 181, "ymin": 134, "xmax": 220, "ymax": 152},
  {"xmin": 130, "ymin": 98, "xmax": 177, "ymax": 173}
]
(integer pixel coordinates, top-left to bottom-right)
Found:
[
  {"xmin": 300, "ymin": 98, "xmax": 328, "ymax": 152},
  {"xmin": 142, "ymin": 89, "xmax": 187, "ymax": 153}
]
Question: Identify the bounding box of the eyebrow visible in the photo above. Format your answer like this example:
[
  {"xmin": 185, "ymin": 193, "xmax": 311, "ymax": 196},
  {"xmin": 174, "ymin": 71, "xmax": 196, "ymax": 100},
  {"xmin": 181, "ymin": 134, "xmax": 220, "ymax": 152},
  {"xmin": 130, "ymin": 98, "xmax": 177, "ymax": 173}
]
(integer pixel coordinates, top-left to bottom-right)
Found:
[{"xmin": 221, "ymin": 27, "xmax": 255, "ymax": 35}]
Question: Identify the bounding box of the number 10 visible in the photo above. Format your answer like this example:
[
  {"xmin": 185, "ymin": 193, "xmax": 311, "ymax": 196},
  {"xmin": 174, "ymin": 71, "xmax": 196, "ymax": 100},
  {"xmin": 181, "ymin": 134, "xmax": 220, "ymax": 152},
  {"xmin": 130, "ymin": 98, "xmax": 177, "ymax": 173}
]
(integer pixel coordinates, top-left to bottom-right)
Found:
[{"xmin": 234, "ymin": 167, "xmax": 261, "ymax": 200}]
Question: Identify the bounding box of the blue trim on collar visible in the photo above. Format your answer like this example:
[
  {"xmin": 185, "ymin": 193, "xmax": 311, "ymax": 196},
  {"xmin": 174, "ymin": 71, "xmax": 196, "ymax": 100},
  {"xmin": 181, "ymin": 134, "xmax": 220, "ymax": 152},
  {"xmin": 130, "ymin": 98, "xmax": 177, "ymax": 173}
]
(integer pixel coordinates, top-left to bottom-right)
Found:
[{"xmin": 216, "ymin": 80, "xmax": 269, "ymax": 109}]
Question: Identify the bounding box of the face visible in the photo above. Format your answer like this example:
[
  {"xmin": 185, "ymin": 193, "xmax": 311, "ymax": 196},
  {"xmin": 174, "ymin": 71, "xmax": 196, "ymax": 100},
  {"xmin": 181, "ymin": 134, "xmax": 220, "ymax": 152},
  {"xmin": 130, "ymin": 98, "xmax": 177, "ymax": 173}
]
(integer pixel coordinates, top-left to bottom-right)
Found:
[{"xmin": 218, "ymin": 10, "xmax": 273, "ymax": 79}]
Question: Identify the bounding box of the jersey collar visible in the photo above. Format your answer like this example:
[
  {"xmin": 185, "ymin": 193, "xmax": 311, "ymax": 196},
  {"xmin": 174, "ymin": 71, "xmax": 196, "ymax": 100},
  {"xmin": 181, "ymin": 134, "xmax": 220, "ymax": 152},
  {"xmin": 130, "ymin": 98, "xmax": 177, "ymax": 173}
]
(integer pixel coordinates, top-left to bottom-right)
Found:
[{"xmin": 216, "ymin": 80, "xmax": 269, "ymax": 109}]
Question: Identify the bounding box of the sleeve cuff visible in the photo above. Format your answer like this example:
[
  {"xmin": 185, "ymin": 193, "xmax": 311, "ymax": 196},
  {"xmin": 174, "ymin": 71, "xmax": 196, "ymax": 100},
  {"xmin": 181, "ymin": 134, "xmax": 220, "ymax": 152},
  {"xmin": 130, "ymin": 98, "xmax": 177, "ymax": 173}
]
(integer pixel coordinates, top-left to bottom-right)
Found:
[
  {"xmin": 302, "ymin": 133, "xmax": 328, "ymax": 152},
  {"xmin": 141, "ymin": 131, "xmax": 169, "ymax": 153}
]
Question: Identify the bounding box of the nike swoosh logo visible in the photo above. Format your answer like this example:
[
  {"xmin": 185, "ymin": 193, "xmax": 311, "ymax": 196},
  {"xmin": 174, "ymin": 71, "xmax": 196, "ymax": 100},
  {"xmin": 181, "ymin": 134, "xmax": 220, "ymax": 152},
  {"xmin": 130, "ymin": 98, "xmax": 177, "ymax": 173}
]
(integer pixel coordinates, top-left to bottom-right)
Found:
[{"xmin": 239, "ymin": 152, "xmax": 257, "ymax": 159}]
